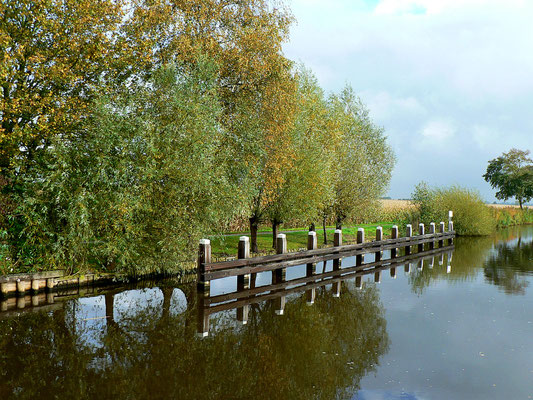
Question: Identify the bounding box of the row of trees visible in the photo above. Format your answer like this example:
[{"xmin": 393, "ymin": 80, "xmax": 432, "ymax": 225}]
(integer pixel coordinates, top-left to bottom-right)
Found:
[{"xmin": 0, "ymin": 0, "xmax": 395, "ymax": 273}]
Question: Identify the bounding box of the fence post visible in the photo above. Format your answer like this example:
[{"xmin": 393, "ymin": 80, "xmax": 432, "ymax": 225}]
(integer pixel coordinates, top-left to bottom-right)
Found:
[
  {"xmin": 375, "ymin": 226, "xmax": 383, "ymax": 262},
  {"xmin": 429, "ymin": 222, "xmax": 436, "ymax": 249},
  {"xmin": 333, "ymin": 229, "xmax": 342, "ymax": 270},
  {"xmin": 404, "ymin": 263, "xmax": 411, "ymax": 274},
  {"xmin": 237, "ymin": 236, "xmax": 250, "ymax": 325},
  {"xmin": 306, "ymin": 231, "xmax": 317, "ymax": 304},
  {"xmin": 405, "ymin": 224, "xmax": 412, "ymax": 255},
  {"xmin": 356, "ymin": 228, "xmax": 365, "ymax": 266},
  {"xmin": 439, "ymin": 222, "xmax": 445, "ymax": 247},
  {"xmin": 355, "ymin": 275, "xmax": 363, "ymax": 289},
  {"xmin": 448, "ymin": 210, "xmax": 454, "ymax": 245},
  {"xmin": 307, "ymin": 231, "xmax": 317, "ymax": 276},
  {"xmin": 274, "ymin": 233, "xmax": 287, "ymax": 315},
  {"xmin": 391, "ymin": 225, "xmax": 399, "ymax": 258},
  {"xmin": 332, "ymin": 229, "xmax": 342, "ymax": 297},
  {"xmin": 197, "ymin": 239, "xmax": 211, "ymax": 296},
  {"xmin": 197, "ymin": 300, "xmax": 209, "ymax": 338},
  {"xmin": 418, "ymin": 223, "xmax": 425, "ymax": 252}
]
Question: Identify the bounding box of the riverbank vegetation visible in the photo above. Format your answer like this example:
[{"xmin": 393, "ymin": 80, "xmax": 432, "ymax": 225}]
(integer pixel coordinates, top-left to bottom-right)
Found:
[
  {"xmin": 0, "ymin": 1, "xmax": 395, "ymax": 275},
  {"xmin": 379, "ymin": 184, "xmax": 532, "ymax": 236}
]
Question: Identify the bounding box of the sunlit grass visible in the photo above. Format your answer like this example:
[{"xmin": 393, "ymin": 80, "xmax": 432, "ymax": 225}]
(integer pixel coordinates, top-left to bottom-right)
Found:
[{"xmin": 210, "ymin": 223, "xmax": 395, "ymax": 256}]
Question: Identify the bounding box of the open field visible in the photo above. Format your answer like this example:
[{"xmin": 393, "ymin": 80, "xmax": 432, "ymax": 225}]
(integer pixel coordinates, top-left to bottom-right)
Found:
[{"xmin": 381, "ymin": 199, "xmax": 532, "ymax": 210}]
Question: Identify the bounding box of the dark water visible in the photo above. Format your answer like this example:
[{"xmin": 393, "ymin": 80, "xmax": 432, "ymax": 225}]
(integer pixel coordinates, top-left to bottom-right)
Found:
[{"xmin": 1, "ymin": 227, "xmax": 532, "ymax": 399}]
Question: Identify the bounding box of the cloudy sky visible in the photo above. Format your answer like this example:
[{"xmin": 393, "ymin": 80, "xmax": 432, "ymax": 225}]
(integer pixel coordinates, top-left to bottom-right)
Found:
[{"xmin": 283, "ymin": 0, "xmax": 533, "ymax": 201}]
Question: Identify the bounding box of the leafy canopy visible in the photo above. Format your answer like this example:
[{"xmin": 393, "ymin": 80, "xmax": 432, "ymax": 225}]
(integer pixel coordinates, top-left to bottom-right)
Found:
[{"xmin": 483, "ymin": 148, "xmax": 533, "ymax": 208}]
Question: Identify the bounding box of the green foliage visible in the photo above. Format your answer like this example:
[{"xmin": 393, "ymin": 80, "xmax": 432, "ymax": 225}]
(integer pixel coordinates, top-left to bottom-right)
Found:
[
  {"xmin": 495, "ymin": 208, "xmax": 533, "ymax": 228},
  {"xmin": 411, "ymin": 184, "xmax": 494, "ymax": 236},
  {"xmin": 327, "ymin": 86, "xmax": 396, "ymax": 227},
  {"xmin": 483, "ymin": 148, "xmax": 533, "ymax": 208},
  {"xmin": 14, "ymin": 63, "xmax": 238, "ymax": 274}
]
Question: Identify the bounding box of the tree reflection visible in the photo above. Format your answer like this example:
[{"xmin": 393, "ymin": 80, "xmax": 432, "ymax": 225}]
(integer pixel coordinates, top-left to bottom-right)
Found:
[
  {"xmin": 483, "ymin": 235, "xmax": 533, "ymax": 295},
  {"xmin": 0, "ymin": 282, "xmax": 389, "ymax": 399},
  {"xmin": 407, "ymin": 227, "xmax": 533, "ymax": 295}
]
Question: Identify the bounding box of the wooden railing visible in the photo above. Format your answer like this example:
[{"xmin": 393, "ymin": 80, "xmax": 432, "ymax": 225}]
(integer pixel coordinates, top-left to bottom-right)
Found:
[
  {"xmin": 197, "ymin": 219, "xmax": 455, "ymax": 295},
  {"xmin": 196, "ymin": 243, "xmax": 455, "ymax": 336}
]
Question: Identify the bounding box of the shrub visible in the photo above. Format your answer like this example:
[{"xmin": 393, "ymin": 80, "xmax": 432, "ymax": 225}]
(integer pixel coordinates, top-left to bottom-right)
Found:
[{"xmin": 411, "ymin": 184, "xmax": 494, "ymax": 236}]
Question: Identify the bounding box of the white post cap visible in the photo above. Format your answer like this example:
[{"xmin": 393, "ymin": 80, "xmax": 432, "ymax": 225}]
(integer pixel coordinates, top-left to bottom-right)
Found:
[
  {"xmin": 239, "ymin": 236, "xmax": 249, "ymax": 242},
  {"xmin": 276, "ymin": 233, "xmax": 286, "ymax": 239},
  {"xmin": 308, "ymin": 231, "xmax": 316, "ymax": 236},
  {"xmin": 199, "ymin": 239, "xmax": 211, "ymax": 245},
  {"xmin": 334, "ymin": 229, "xmax": 342, "ymax": 234}
]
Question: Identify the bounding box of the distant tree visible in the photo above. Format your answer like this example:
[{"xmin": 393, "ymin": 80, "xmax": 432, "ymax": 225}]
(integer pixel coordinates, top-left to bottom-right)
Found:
[{"xmin": 483, "ymin": 149, "xmax": 533, "ymax": 209}]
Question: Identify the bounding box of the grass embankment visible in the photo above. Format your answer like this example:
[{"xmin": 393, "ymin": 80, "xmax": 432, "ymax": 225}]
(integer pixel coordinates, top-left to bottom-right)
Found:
[{"xmin": 210, "ymin": 223, "xmax": 395, "ymax": 257}]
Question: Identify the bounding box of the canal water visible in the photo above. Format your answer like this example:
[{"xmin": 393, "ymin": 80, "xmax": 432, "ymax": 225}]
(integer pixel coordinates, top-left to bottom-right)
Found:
[{"xmin": 0, "ymin": 226, "xmax": 532, "ymax": 399}]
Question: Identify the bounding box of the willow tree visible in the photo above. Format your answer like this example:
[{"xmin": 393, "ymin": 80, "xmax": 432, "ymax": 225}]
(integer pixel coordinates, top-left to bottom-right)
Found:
[
  {"xmin": 19, "ymin": 63, "xmax": 236, "ymax": 273},
  {"xmin": 327, "ymin": 86, "xmax": 395, "ymax": 232},
  {"xmin": 246, "ymin": 64, "xmax": 298, "ymax": 252},
  {"xmin": 2, "ymin": 0, "xmax": 297, "ymax": 268},
  {"xmin": 266, "ymin": 67, "xmax": 337, "ymax": 247}
]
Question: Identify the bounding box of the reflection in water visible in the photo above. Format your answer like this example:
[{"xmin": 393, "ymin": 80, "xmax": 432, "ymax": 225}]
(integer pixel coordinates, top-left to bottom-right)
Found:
[
  {"xmin": 0, "ymin": 281, "xmax": 389, "ymax": 398},
  {"xmin": 406, "ymin": 225, "xmax": 533, "ymax": 296},
  {"xmin": 1, "ymin": 228, "xmax": 532, "ymax": 399},
  {"xmin": 483, "ymin": 230, "xmax": 533, "ymax": 295}
]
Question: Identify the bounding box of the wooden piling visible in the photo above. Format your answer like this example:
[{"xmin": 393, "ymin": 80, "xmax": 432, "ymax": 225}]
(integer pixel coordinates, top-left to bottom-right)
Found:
[
  {"xmin": 405, "ymin": 224, "xmax": 412, "ymax": 255},
  {"xmin": 355, "ymin": 276, "xmax": 363, "ymax": 289},
  {"xmin": 374, "ymin": 270, "xmax": 381, "ymax": 283},
  {"xmin": 306, "ymin": 231, "xmax": 317, "ymax": 304},
  {"xmin": 197, "ymin": 239, "xmax": 212, "ymax": 296},
  {"xmin": 356, "ymin": 228, "xmax": 365, "ymax": 266},
  {"xmin": 274, "ymin": 233, "xmax": 287, "ymax": 315},
  {"xmin": 332, "ymin": 229, "xmax": 342, "ymax": 297},
  {"xmin": 404, "ymin": 263, "xmax": 411, "ymax": 274},
  {"xmin": 333, "ymin": 229, "xmax": 342, "ymax": 270},
  {"xmin": 31, "ymin": 279, "xmax": 46, "ymax": 292},
  {"xmin": 390, "ymin": 267, "xmax": 397, "ymax": 279},
  {"xmin": 448, "ymin": 220, "xmax": 454, "ymax": 245},
  {"xmin": 237, "ymin": 236, "xmax": 250, "ymax": 325},
  {"xmin": 418, "ymin": 223, "xmax": 425, "ymax": 252},
  {"xmin": 439, "ymin": 222, "xmax": 445, "ymax": 247},
  {"xmin": 429, "ymin": 223, "xmax": 436, "ymax": 250},
  {"xmin": 375, "ymin": 226, "xmax": 383, "ymax": 261},
  {"xmin": 391, "ymin": 225, "xmax": 399, "ymax": 258}
]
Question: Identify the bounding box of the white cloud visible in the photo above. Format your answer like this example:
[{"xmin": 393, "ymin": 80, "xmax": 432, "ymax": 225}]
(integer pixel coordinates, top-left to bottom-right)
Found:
[
  {"xmin": 420, "ymin": 119, "xmax": 456, "ymax": 141},
  {"xmin": 284, "ymin": 0, "xmax": 533, "ymax": 199}
]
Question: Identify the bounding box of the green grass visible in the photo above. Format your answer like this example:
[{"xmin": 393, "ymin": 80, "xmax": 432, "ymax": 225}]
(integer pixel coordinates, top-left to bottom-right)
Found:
[{"xmin": 209, "ymin": 223, "xmax": 395, "ymax": 257}]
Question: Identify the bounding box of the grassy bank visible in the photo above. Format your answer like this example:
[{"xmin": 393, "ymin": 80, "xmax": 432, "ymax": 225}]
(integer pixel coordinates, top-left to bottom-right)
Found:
[{"xmin": 210, "ymin": 223, "xmax": 395, "ymax": 257}]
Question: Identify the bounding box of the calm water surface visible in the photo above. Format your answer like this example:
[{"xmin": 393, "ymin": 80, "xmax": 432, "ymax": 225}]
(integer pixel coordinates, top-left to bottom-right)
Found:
[{"xmin": 0, "ymin": 226, "xmax": 532, "ymax": 399}]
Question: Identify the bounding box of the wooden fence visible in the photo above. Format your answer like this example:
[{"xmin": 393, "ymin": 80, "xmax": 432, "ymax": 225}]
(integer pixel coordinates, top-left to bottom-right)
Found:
[{"xmin": 197, "ymin": 219, "xmax": 455, "ymax": 296}]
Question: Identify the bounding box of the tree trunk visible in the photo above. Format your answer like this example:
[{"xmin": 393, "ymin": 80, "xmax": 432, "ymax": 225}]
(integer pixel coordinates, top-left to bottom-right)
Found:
[
  {"xmin": 519, "ymin": 197, "xmax": 523, "ymax": 209},
  {"xmin": 309, "ymin": 223, "xmax": 315, "ymax": 232},
  {"xmin": 322, "ymin": 215, "xmax": 328, "ymax": 245},
  {"xmin": 336, "ymin": 215, "xmax": 342, "ymax": 230},
  {"xmin": 250, "ymin": 217, "xmax": 259, "ymax": 253},
  {"xmin": 272, "ymin": 219, "xmax": 280, "ymax": 249}
]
